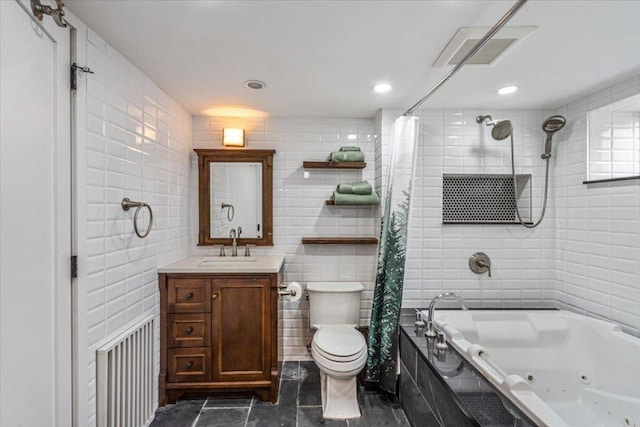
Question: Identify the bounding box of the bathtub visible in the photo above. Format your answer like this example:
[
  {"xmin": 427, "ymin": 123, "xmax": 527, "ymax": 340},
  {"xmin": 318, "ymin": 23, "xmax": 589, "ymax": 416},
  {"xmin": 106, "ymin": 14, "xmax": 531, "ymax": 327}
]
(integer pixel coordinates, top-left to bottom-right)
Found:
[{"xmin": 421, "ymin": 309, "xmax": 640, "ymax": 427}]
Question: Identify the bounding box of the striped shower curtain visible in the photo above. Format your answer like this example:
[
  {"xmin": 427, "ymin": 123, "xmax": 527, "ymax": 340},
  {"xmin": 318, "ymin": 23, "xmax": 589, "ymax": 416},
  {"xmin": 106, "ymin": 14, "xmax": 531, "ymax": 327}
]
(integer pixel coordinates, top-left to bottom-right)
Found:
[{"xmin": 366, "ymin": 115, "xmax": 419, "ymax": 393}]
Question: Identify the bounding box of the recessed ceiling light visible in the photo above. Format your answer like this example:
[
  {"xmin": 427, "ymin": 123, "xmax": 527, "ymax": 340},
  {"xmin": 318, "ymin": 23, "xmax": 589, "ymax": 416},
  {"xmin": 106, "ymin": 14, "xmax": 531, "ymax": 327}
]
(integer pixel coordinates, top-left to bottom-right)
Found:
[
  {"xmin": 244, "ymin": 80, "xmax": 266, "ymax": 90},
  {"xmin": 498, "ymin": 85, "xmax": 518, "ymax": 95},
  {"xmin": 373, "ymin": 83, "xmax": 392, "ymax": 93},
  {"xmin": 347, "ymin": 134, "xmax": 357, "ymax": 140}
]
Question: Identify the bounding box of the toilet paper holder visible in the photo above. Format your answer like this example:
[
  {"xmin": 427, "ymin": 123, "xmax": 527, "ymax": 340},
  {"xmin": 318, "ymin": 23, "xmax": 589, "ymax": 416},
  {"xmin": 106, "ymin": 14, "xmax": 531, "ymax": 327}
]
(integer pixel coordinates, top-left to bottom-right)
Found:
[{"xmin": 278, "ymin": 283, "xmax": 297, "ymax": 297}]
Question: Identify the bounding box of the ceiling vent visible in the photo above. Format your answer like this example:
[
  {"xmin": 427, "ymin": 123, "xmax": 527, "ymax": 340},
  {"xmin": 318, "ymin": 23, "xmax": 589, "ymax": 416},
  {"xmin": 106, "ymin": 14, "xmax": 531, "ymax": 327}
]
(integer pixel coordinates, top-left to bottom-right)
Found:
[{"xmin": 433, "ymin": 26, "xmax": 536, "ymax": 67}]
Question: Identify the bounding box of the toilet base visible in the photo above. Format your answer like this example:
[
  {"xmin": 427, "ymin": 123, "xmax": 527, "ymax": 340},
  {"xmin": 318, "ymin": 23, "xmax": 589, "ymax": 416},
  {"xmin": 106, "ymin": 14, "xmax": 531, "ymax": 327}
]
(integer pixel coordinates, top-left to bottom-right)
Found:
[{"xmin": 319, "ymin": 371, "xmax": 361, "ymax": 420}]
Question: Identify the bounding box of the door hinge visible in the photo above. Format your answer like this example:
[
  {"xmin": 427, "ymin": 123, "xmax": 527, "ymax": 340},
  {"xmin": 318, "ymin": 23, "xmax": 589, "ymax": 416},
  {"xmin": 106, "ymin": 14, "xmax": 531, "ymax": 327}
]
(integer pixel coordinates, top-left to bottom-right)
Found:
[
  {"xmin": 70, "ymin": 255, "xmax": 78, "ymax": 279},
  {"xmin": 71, "ymin": 63, "xmax": 94, "ymax": 91}
]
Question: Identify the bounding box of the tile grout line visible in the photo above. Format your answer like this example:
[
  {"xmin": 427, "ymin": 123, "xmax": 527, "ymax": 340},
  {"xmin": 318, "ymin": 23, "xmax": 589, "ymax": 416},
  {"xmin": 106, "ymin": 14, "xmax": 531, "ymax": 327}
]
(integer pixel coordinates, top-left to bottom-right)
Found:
[
  {"xmin": 243, "ymin": 397, "xmax": 254, "ymax": 427},
  {"xmin": 190, "ymin": 399, "xmax": 208, "ymax": 427}
]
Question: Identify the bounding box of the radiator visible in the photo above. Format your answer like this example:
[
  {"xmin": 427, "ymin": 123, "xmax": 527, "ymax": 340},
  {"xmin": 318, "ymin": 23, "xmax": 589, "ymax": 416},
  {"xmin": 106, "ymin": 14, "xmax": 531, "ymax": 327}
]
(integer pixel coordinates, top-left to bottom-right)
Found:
[{"xmin": 96, "ymin": 315, "xmax": 155, "ymax": 427}]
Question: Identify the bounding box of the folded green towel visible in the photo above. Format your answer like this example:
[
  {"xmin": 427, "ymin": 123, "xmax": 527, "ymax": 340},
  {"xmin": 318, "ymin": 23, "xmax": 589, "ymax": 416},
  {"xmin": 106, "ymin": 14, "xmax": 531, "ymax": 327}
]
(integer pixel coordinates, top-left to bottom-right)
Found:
[
  {"xmin": 339, "ymin": 146, "xmax": 361, "ymax": 152},
  {"xmin": 336, "ymin": 181, "xmax": 372, "ymax": 195},
  {"xmin": 328, "ymin": 151, "xmax": 365, "ymax": 162},
  {"xmin": 332, "ymin": 191, "xmax": 380, "ymax": 205}
]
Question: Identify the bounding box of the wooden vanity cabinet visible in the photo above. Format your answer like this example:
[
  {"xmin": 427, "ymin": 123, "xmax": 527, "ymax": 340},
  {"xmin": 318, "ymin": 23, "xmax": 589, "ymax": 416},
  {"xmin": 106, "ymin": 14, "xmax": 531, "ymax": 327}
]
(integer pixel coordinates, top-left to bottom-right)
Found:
[{"xmin": 158, "ymin": 272, "xmax": 280, "ymax": 405}]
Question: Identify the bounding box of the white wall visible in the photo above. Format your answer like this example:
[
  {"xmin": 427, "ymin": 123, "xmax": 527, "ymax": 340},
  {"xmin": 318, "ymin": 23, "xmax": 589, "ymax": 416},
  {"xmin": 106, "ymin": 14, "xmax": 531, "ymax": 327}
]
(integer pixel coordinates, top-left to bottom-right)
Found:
[
  {"xmin": 553, "ymin": 75, "xmax": 640, "ymax": 336},
  {"xmin": 80, "ymin": 28, "xmax": 192, "ymax": 426},
  {"xmin": 191, "ymin": 116, "xmax": 378, "ymax": 359}
]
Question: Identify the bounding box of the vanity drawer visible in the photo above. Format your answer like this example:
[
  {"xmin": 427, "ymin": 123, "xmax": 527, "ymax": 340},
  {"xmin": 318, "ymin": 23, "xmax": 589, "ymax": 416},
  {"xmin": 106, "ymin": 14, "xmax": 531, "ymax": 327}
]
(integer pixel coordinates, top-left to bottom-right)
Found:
[
  {"xmin": 168, "ymin": 278, "xmax": 211, "ymax": 313},
  {"xmin": 168, "ymin": 314, "xmax": 211, "ymax": 348},
  {"xmin": 168, "ymin": 348, "xmax": 211, "ymax": 383}
]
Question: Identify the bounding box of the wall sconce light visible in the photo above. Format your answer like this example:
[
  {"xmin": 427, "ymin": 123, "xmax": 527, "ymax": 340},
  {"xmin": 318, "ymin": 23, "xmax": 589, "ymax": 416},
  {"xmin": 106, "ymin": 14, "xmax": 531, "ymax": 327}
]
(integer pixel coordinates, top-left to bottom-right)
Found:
[{"xmin": 222, "ymin": 128, "xmax": 245, "ymax": 147}]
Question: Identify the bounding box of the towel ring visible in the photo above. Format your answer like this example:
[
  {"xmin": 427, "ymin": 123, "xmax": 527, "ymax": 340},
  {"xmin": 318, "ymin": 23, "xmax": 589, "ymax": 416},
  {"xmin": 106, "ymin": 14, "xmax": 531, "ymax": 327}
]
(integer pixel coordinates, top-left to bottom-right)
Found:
[
  {"xmin": 221, "ymin": 203, "xmax": 235, "ymax": 221},
  {"xmin": 121, "ymin": 198, "xmax": 154, "ymax": 238}
]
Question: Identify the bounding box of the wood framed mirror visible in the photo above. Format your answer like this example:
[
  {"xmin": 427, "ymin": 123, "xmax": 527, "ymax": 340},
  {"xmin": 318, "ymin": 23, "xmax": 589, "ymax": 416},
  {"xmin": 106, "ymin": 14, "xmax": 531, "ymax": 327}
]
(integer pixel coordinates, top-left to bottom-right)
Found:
[{"xmin": 195, "ymin": 149, "xmax": 275, "ymax": 246}]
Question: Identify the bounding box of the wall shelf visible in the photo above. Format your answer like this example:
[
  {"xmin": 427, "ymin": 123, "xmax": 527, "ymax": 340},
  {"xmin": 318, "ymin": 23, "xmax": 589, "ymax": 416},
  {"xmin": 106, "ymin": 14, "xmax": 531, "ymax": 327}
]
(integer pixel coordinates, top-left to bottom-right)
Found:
[
  {"xmin": 301, "ymin": 237, "xmax": 378, "ymax": 245},
  {"xmin": 325, "ymin": 200, "xmax": 378, "ymax": 206},
  {"xmin": 303, "ymin": 161, "xmax": 366, "ymax": 169}
]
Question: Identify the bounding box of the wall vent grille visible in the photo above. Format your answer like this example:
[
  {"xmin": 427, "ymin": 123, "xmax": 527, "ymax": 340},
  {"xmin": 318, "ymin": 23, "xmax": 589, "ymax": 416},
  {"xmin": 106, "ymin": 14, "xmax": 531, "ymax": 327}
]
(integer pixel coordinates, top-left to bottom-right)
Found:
[
  {"xmin": 96, "ymin": 315, "xmax": 155, "ymax": 427},
  {"xmin": 442, "ymin": 174, "xmax": 531, "ymax": 224}
]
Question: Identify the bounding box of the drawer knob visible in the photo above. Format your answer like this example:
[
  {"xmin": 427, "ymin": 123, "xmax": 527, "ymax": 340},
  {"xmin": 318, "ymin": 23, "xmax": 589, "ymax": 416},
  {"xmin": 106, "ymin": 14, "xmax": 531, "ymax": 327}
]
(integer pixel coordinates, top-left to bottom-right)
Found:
[
  {"xmin": 185, "ymin": 292, "xmax": 194, "ymax": 300},
  {"xmin": 185, "ymin": 327, "xmax": 193, "ymax": 334},
  {"xmin": 212, "ymin": 293, "xmax": 219, "ymax": 300},
  {"xmin": 186, "ymin": 361, "xmax": 193, "ymax": 369}
]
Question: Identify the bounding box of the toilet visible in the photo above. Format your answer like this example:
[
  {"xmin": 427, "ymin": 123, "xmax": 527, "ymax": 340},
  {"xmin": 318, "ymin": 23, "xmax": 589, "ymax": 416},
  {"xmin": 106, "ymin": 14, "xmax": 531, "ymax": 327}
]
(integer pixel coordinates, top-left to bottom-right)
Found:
[{"xmin": 307, "ymin": 282, "xmax": 367, "ymax": 420}]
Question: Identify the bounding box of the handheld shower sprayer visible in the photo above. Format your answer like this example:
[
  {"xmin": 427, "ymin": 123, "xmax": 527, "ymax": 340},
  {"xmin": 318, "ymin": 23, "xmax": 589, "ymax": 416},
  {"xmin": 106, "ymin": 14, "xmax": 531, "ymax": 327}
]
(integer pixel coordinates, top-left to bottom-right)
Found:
[{"xmin": 540, "ymin": 115, "xmax": 567, "ymax": 159}]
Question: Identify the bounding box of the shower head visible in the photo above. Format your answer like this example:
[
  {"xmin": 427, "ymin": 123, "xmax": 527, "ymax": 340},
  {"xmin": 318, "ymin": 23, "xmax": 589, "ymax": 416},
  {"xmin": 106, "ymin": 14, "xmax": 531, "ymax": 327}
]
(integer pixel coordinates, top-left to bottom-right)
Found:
[
  {"xmin": 542, "ymin": 115, "xmax": 566, "ymax": 134},
  {"xmin": 490, "ymin": 119, "xmax": 513, "ymax": 141},
  {"xmin": 476, "ymin": 115, "xmax": 513, "ymax": 141},
  {"xmin": 541, "ymin": 115, "xmax": 567, "ymax": 159}
]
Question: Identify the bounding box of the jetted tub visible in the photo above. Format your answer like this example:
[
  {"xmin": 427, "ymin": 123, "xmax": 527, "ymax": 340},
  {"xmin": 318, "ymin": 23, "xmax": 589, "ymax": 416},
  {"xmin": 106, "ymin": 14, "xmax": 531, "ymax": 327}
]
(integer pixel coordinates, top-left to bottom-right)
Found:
[{"xmin": 422, "ymin": 310, "xmax": 640, "ymax": 427}]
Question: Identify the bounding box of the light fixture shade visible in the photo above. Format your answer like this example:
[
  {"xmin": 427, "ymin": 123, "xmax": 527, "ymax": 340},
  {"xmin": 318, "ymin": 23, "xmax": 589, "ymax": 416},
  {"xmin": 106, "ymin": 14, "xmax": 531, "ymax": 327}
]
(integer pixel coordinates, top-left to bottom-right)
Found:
[{"xmin": 223, "ymin": 128, "xmax": 245, "ymax": 147}]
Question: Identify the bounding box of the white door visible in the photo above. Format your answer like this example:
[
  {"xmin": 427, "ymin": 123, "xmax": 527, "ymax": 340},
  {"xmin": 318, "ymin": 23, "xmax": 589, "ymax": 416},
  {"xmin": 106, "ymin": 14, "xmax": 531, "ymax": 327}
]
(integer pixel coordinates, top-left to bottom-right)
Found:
[{"xmin": 0, "ymin": 1, "xmax": 72, "ymax": 426}]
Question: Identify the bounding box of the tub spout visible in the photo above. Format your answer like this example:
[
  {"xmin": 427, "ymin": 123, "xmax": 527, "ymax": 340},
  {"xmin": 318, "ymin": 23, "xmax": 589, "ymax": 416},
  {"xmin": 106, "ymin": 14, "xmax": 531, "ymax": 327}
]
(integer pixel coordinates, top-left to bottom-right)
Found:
[{"xmin": 426, "ymin": 292, "xmax": 467, "ymax": 338}]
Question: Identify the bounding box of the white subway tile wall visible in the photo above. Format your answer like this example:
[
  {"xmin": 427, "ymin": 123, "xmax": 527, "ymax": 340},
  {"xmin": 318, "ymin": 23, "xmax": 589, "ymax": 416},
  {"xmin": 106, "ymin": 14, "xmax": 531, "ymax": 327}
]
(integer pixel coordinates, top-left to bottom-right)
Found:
[
  {"xmin": 83, "ymin": 29, "xmax": 192, "ymax": 426},
  {"xmin": 385, "ymin": 108, "xmax": 558, "ymax": 308},
  {"xmin": 554, "ymin": 75, "xmax": 640, "ymax": 336},
  {"xmin": 191, "ymin": 117, "xmax": 378, "ymax": 359}
]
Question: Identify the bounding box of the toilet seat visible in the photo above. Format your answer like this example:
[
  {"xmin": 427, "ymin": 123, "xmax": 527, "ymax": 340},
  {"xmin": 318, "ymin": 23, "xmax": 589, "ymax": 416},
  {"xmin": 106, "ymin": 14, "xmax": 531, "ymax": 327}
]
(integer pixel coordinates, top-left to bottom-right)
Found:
[
  {"xmin": 313, "ymin": 325, "xmax": 366, "ymax": 358},
  {"xmin": 311, "ymin": 325, "xmax": 367, "ymax": 378}
]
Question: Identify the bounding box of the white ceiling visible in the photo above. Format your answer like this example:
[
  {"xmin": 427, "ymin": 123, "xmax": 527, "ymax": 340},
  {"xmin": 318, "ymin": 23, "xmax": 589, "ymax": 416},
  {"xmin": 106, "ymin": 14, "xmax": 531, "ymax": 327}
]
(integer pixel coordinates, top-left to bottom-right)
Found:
[{"xmin": 66, "ymin": 0, "xmax": 640, "ymax": 118}]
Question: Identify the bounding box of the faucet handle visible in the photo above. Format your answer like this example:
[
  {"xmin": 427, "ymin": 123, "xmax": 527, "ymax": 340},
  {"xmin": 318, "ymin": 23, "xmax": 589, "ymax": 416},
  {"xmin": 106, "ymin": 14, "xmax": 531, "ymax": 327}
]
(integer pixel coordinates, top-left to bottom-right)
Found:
[
  {"xmin": 469, "ymin": 252, "xmax": 491, "ymax": 278},
  {"xmin": 216, "ymin": 245, "xmax": 225, "ymax": 257},
  {"xmin": 244, "ymin": 244, "xmax": 255, "ymax": 257},
  {"xmin": 478, "ymin": 259, "xmax": 492, "ymax": 277}
]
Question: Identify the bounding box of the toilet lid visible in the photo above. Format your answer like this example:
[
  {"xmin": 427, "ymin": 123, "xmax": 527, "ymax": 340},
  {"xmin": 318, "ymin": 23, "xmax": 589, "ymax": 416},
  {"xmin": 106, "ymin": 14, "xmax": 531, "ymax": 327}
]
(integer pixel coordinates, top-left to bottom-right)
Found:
[{"xmin": 314, "ymin": 325, "xmax": 366, "ymax": 357}]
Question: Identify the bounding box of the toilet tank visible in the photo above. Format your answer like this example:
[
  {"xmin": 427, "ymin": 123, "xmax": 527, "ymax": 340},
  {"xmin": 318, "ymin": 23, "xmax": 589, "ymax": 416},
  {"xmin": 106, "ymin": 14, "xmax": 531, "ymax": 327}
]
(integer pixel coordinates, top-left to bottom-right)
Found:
[{"xmin": 307, "ymin": 282, "xmax": 364, "ymax": 329}]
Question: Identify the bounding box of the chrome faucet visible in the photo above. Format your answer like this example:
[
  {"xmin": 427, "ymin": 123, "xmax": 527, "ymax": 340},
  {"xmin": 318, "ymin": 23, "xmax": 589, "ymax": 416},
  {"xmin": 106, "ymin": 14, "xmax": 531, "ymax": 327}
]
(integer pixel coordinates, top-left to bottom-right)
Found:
[
  {"xmin": 229, "ymin": 228, "xmax": 238, "ymax": 256},
  {"xmin": 426, "ymin": 292, "xmax": 468, "ymax": 337}
]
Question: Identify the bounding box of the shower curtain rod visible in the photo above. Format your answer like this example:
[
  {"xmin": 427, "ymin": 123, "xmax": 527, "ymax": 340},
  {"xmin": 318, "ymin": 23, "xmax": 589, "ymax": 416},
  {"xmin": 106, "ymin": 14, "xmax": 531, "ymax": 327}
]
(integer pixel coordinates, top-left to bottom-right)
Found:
[{"xmin": 403, "ymin": 0, "xmax": 528, "ymax": 116}]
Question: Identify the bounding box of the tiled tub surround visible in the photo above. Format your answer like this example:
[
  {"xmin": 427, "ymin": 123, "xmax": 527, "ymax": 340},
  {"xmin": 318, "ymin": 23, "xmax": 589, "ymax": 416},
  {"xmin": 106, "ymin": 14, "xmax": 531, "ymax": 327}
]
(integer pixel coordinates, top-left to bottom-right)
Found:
[
  {"xmin": 381, "ymin": 75, "xmax": 640, "ymax": 337},
  {"xmin": 399, "ymin": 314, "xmax": 535, "ymax": 427},
  {"xmin": 428, "ymin": 309, "xmax": 640, "ymax": 427},
  {"xmin": 553, "ymin": 75, "xmax": 640, "ymax": 336},
  {"xmin": 191, "ymin": 117, "xmax": 379, "ymax": 359},
  {"xmin": 374, "ymin": 108, "xmax": 557, "ymax": 310}
]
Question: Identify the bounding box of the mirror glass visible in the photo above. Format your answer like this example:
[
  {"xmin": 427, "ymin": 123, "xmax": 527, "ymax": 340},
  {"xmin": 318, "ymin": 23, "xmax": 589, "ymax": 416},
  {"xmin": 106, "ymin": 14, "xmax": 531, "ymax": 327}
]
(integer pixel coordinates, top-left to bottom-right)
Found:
[
  {"xmin": 587, "ymin": 93, "xmax": 640, "ymax": 182},
  {"xmin": 210, "ymin": 162, "xmax": 263, "ymax": 238},
  {"xmin": 196, "ymin": 149, "xmax": 274, "ymax": 246}
]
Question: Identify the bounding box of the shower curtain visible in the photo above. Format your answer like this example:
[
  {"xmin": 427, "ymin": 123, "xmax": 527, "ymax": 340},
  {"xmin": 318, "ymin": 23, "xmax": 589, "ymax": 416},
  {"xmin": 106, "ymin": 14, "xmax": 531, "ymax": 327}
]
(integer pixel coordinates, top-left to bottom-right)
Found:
[{"xmin": 366, "ymin": 115, "xmax": 419, "ymax": 393}]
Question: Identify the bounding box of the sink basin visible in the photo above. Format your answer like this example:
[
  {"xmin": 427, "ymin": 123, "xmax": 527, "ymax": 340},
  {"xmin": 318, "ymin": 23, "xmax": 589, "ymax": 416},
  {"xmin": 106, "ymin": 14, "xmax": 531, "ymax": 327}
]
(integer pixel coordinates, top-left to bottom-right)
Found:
[{"xmin": 200, "ymin": 257, "xmax": 258, "ymax": 265}]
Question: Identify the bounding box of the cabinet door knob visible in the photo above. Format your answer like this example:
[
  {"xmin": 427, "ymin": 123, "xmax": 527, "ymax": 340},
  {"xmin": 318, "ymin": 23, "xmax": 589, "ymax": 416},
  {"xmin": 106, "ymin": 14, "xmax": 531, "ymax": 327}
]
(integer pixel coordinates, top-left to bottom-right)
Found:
[
  {"xmin": 185, "ymin": 327, "xmax": 193, "ymax": 334},
  {"xmin": 185, "ymin": 292, "xmax": 194, "ymax": 300},
  {"xmin": 212, "ymin": 293, "xmax": 219, "ymax": 300},
  {"xmin": 186, "ymin": 361, "xmax": 193, "ymax": 369}
]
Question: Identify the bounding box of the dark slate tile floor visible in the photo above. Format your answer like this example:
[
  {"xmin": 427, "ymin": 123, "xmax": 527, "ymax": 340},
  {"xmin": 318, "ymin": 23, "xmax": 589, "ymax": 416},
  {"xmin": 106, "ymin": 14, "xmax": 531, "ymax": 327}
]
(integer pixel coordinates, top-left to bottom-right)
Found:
[{"xmin": 150, "ymin": 361, "xmax": 410, "ymax": 427}]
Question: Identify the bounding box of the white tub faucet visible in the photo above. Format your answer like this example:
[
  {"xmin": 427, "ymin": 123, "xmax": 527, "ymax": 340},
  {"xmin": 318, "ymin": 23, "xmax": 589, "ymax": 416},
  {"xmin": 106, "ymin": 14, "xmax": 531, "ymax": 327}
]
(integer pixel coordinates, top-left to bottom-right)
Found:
[{"xmin": 426, "ymin": 292, "xmax": 468, "ymax": 337}]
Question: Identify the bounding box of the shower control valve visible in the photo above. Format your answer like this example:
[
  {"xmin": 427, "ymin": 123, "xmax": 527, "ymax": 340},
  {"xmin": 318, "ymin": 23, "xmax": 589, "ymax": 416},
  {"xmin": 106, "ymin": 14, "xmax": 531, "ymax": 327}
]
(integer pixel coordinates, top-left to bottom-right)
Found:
[{"xmin": 469, "ymin": 252, "xmax": 492, "ymax": 278}]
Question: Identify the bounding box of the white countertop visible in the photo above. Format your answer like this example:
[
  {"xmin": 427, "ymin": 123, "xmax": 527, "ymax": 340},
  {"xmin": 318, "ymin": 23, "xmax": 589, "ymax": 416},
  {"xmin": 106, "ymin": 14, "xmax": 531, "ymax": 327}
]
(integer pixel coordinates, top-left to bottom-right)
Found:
[{"xmin": 157, "ymin": 255, "xmax": 285, "ymax": 274}]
